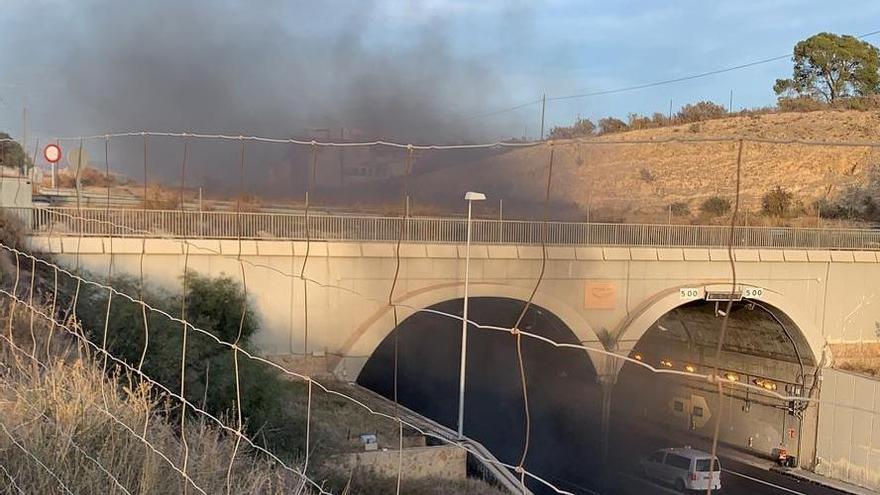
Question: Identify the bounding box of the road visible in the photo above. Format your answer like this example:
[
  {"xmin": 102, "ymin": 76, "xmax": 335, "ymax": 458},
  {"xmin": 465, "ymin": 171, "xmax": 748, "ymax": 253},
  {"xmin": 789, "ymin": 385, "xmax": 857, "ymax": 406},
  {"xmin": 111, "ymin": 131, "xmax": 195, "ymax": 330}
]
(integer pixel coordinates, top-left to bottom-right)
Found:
[{"xmin": 605, "ymin": 421, "xmax": 850, "ymax": 495}]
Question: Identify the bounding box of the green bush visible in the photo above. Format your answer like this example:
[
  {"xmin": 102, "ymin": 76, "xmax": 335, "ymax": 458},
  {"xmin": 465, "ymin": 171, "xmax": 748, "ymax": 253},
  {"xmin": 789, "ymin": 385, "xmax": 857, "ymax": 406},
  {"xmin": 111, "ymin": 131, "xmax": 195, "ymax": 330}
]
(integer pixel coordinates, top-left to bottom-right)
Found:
[
  {"xmin": 700, "ymin": 196, "xmax": 731, "ymax": 216},
  {"xmin": 762, "ymin": 186, "xmax": 794, "ymax": 217},
  {"xmin": 75, "ymin": 272, "xmax": 301, "ymax": 455},
  {"xmin": 670, "ymin": 202, "xmax": 690, "ymax": 217}
]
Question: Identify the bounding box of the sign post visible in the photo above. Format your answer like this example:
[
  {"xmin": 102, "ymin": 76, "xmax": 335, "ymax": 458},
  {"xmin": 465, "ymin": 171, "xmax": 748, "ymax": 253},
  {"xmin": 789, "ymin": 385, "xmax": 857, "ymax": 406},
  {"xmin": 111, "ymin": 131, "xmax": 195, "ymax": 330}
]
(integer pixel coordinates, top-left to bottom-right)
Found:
[{"xmin": 43, "ymin": 144, "xmax": 62, "ymax": 189}]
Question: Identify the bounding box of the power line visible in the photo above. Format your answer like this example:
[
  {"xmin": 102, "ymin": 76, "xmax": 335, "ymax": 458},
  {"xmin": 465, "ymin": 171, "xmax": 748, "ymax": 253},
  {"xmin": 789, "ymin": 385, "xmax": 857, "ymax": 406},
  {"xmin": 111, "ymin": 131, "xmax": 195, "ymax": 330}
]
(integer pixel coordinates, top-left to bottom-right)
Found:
[{"xmin": 460, "ymin": 28, "xmax": 880, "ymax": 121}]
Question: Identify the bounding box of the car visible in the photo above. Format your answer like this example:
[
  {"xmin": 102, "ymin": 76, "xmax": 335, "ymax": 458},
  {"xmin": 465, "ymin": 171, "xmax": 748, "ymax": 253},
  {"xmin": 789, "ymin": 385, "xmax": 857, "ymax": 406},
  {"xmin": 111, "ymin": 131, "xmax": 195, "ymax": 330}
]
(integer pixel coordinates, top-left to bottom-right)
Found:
[{"xmin": 640, "ymin": 447, "xmax": 721, "ymax": 492}]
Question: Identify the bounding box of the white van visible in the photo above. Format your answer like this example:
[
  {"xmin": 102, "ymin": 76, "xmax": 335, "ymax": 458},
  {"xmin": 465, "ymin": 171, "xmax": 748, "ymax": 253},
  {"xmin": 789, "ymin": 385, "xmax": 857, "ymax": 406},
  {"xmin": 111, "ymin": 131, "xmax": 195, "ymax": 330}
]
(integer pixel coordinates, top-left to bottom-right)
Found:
[{"xmin": 640, "ymin": 447, "xmax": 721, "ymax": 492}]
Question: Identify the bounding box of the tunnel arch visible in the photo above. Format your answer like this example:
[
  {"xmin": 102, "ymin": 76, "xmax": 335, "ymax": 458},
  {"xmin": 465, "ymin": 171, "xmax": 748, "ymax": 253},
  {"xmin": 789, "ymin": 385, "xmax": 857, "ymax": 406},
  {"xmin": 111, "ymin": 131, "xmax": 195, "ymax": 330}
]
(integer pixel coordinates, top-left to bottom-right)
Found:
[
  {"xmin": 610, "ymin": 286, "xmax": 822, "ymax": 464},
  {"xmin": 355, "ymin": 295, "xmax": 605, "ymax": 493},
  {"xmin": 613, "ymin": 284, "xmax": 822, "ymax": 366},
  {"xmin": 336, "ymin": 281, "xmax": 605, "ymax": 380}
]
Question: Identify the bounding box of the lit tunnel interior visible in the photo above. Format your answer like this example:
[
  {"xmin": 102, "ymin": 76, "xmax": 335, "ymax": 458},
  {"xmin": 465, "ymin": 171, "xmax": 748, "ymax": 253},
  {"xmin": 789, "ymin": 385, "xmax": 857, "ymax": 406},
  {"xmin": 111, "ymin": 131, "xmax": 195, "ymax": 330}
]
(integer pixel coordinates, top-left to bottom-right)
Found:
[
  {"xmin": 611, "ymin": 299, "xmax": 818, "ymax": 468},
  {"xmin": 357, "ymin": 297, "xmax": 604, "ymax": 494}
]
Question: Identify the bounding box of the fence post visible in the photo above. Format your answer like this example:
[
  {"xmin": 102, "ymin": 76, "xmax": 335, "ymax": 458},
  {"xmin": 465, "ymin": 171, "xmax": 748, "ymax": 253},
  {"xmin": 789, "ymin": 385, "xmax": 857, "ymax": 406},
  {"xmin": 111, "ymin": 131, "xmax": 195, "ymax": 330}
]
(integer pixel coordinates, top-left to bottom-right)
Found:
[{"xmin": 499, "ymin": 198, "xmax": 503, "ymax": 243}]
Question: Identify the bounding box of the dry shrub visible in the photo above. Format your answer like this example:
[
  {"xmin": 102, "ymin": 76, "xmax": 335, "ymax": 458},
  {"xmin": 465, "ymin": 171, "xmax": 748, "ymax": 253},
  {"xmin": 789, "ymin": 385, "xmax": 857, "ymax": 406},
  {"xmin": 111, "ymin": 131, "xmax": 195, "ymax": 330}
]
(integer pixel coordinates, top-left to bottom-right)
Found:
[
  {"xmin": 143, "ymin": 185, "xmax": 180, "ymax": 210},
  {"xmin": 778, "ymin": 96, "xmax": 826, "ymax": 112},
  {"xmin": 0, "ymin": 299, "xmax": 308, "ymax": 495},
  {"xmin": 236, "ymin": 193, "xmax": 262, "ymax": 212},
  {"xmin": 830, "ymin": 343, "xmax": 880, "ymax": 377},
  {"xmin": 79, "ymin": 166, "xmax": 117, "ymax": 187},
  {"xmin": 0, "ymin": 210, "xmax": 28, "ymax": 287}
]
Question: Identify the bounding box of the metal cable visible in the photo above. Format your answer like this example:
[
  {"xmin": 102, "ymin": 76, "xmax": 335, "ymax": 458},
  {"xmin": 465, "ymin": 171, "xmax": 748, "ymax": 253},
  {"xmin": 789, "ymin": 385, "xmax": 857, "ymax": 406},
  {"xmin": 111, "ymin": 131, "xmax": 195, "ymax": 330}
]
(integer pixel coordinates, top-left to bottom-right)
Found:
[
  {"xmin": 706, "ymin": 139, "xmax": 743, "ymax": 495},
  {"xmin": 178, "ymin": 135, "xmax": 192, "ymax": 495},
  {"xmin": 0, "ymin": 250, "xmax": 580, "ymax": 494},
  {"xmin": 0, "ymin": 464, "xmax": 25, "ymax": 495},
  {"xmin": 511, "ymin": 144, "xmax": 555, "ymax": 480},
  {"xmin": 0, "ymin": 289, "xmax": 327, "ymax": 495},
  {"xmin": 225, "ymin": 138, "xmax": 248, "ymax": 495},
  {"xmin": 43, "ymin": 128, "xmax": 880, "ymax": 150}
]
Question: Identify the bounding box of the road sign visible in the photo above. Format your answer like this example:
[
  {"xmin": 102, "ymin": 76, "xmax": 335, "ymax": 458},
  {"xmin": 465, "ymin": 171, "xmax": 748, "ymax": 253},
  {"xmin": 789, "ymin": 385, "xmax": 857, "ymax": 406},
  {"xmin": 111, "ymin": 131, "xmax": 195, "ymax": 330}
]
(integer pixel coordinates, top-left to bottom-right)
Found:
[
  {"xmin": 743, "ymin": 287, "xmax": 765, "ymax": 299},
  {"xmin": 43, "ymin": 144, "xmax": 61, "ymax": 163},
  {"xmin": 679, "ymin": 287, "xmax": 701, "ymax": 301}
]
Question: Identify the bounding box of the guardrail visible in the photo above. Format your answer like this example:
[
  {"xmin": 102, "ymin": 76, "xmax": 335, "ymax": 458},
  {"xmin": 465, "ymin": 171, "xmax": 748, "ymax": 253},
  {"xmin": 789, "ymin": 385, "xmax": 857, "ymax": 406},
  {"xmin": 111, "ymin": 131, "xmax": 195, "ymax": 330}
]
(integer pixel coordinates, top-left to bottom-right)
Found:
[{"xmin": 10, "ymin": 207, "xmax": 880, "ymax": 250}]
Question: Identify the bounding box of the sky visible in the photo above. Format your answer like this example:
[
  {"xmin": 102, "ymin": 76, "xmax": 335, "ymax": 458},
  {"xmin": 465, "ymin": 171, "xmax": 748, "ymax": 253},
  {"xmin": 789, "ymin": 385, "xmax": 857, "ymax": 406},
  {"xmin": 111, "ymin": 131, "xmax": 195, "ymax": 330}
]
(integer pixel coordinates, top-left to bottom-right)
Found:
[{"xmin": 1, "ymin": 0, "xmax": 880, "ymax": 145}]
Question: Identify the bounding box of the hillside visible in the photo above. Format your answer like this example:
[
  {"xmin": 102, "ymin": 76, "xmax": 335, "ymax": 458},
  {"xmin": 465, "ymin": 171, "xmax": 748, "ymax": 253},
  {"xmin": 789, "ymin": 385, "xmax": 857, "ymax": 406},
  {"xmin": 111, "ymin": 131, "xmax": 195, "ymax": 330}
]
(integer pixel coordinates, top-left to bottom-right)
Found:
[{"xmin": 411, "ymin": 110, "xmax": 880, "ymax": 223}]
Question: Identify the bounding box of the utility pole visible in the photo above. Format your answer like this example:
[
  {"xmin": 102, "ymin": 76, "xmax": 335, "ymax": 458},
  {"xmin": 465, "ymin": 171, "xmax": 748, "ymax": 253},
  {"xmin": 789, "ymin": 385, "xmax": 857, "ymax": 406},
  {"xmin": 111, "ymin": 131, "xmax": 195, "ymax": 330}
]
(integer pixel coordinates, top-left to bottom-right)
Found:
[
  {"xmin": 668, "ymin": 98, "xmax": 674, "ymax": 123},
  {"xmin": 729, "ymin": 90, "xmax": 734, "ymax": 113},
  {"xmin": 539, "ymin": 93, "xmax": 547, "ymax": 141}
]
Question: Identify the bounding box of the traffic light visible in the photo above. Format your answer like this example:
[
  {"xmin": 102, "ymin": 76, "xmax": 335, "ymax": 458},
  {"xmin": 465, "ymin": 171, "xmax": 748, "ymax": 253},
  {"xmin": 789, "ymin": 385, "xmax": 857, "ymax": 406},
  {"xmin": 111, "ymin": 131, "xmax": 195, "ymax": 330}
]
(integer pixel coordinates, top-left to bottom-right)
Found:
[{"xmin": 787, "ymin": 400, "xmax": 796, "ymax": 416}]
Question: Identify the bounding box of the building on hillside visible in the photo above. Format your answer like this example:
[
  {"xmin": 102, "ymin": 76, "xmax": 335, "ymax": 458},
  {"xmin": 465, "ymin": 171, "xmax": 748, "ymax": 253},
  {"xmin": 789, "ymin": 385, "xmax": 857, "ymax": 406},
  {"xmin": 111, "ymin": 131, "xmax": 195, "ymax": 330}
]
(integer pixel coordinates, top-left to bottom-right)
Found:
[{"xmin": 296, "ymin": 128, "xmax": 410, "ymax": 187}]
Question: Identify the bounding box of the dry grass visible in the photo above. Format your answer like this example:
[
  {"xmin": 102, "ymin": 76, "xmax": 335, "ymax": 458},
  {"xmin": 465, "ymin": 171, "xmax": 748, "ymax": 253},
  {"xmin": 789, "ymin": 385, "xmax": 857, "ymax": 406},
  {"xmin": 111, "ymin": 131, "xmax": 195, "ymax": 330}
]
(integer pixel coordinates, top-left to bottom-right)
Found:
[
  {"xmin": 830, "ymin": 343, "xmax": 880, "ymax": 377},
  {"xmin": 0, "ymin": 276, "xmax": 505, "ymax": 494},
  {"xmin": 0, "ymin": 298, "xmax": 309, "ymax": 494},
  {"xmin": 411, "ymin": 110, "xmax": 880, "ymax": 223}
]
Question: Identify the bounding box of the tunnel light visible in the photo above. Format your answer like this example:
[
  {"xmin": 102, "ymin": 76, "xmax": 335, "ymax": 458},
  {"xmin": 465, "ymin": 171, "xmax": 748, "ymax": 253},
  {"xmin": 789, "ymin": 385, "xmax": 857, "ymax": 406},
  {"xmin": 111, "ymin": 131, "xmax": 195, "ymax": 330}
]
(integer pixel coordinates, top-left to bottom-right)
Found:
[
  {"xmin": 754, "ymin": 378, "xmax": 777, "ymax": 391},
  {"xmin": 725, "ymin": 372, "xmax": 740, "ymax": 382},
  {"xmin": 633, "ymin": 353, "xmax": 643, "ymax": 362},
  {"xmin": 659, "ymin": 359, "xmax": 674, "ymax": 369},
  {"xmin": 684, "ymin": 364, "xmax": 697, "ymax": 373}
]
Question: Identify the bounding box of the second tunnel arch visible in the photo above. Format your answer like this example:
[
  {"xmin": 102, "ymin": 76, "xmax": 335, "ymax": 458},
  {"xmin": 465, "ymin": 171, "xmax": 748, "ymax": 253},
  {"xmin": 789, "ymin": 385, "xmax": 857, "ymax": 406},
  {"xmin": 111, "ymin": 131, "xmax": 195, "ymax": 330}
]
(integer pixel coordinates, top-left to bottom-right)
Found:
[{"xmin": 612, "ymin": 284, "xmax": 822, "ymax": 370}]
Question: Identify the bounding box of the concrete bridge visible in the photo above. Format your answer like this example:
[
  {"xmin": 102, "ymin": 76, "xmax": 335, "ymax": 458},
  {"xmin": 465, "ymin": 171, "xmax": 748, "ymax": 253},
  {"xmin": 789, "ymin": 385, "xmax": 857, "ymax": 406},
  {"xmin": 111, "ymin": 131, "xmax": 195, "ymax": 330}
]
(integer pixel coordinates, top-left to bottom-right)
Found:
[
  {"xmin": 24, "ymin": 207, "xmax": 880, "ymax": 376},
  {"xmin": 17, "ymin": 207, "xmax": 880, "ymax": 485}
]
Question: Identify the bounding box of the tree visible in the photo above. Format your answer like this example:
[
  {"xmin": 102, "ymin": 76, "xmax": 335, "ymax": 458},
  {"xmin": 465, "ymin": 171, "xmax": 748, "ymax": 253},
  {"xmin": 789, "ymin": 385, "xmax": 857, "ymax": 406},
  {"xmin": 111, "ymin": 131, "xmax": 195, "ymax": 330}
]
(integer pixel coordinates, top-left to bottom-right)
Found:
[
  {"xmin": 548, "ymin": 117, "xmax": 596, "ymax": 139},
  {"xmin": 0, "ymin": 132, "xmax": 28, "ymax": 171},
  {"xmin": 598, "ymin": 117, "xmax": 627, "ymax": 134},
  {"xmin": 670, "ymin": 202, "xmax": 690, "ymax": 217},
  {"xmin": 700, "ymin": 196, "xmax": 731, "ymax": 216},
  {"xmin": 762, "ymin": 186, "xmax": 794, "ymax": 217},
  {"xmin": 627, "ymin": 113, "xmax": 653, "ymax": 130},
  {"xmin": 676, "ymin": 101, "xmax": 727, "ymax": 123},
  {"xmin": 774, "ymin": 32, "xmax": 880, "ymax": 102}
]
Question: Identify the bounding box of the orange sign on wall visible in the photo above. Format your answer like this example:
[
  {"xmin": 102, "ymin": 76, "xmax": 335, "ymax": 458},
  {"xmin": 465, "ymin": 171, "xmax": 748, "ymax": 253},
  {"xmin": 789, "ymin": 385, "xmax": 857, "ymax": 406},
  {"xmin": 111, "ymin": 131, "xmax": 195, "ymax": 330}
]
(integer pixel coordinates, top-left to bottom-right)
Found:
[{"xmin": 584, "ymin": 281, "xmax": 617, "ymax": 309}]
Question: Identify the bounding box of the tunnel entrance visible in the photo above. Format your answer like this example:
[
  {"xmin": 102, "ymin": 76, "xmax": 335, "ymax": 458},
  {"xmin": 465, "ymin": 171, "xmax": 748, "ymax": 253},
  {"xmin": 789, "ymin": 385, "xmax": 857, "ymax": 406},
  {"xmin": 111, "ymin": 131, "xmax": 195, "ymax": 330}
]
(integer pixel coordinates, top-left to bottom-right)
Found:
[
  {"xmin": 357, "ymin": 297, "xmax": 603, "ymax": 494},
  {"xmin": 610, "ymin": 299, "xmax": 817, "ymax": 475}
]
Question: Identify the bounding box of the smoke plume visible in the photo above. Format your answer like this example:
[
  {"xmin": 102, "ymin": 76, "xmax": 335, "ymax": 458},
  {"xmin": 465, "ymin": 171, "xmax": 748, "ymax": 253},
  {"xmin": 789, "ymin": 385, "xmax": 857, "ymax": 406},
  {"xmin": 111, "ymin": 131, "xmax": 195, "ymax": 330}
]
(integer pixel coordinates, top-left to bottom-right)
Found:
[{"xmin": 4, "ymin": 0, "xmax": 526, "ymax": 194}]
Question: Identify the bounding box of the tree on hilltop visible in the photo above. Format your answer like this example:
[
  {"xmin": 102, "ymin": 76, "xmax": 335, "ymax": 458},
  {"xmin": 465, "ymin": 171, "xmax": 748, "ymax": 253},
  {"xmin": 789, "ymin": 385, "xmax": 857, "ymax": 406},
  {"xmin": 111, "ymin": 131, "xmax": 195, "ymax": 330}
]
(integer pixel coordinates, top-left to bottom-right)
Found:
[
  {"xmin": 774, "ymin": 32, "xmax": 880, "ymax": 102},
  {"xmin": 549, "ymin": 117, "xmax": 596, "ymax": 139}
]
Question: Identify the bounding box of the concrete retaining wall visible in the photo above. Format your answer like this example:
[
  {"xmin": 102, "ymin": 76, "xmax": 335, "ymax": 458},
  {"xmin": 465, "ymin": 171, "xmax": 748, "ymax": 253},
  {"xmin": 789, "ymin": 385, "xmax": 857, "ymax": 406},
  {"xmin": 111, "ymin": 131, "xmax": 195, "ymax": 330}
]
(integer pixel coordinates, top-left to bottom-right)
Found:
[
  {"xmin": 330, "ymin": 445, "xmax": 466, "ymax": 480},
  {"xmin": 815, "ymin": 368, "xmax": 880, "ymax": 490}
]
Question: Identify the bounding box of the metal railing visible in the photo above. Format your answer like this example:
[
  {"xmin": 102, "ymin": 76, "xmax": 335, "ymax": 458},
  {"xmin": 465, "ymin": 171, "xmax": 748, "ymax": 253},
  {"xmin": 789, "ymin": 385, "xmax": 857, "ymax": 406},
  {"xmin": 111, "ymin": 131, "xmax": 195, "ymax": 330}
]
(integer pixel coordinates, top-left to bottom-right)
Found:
[{"xmin": 10, "ymin": 207, "xmax": 880, "ymax": 250}]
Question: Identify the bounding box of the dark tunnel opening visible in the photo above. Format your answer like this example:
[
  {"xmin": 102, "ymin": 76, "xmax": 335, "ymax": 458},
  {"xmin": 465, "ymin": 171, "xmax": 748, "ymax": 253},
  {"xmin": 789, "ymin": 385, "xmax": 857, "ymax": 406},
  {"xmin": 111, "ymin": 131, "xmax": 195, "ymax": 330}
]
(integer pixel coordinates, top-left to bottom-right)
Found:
[
  {"xmin": 610, "ymin": 299, "xmax": 818, "ymax": 479},
  {"xmin": 357, "ymin": 297, "xmax": 603, "ymax": 494}
]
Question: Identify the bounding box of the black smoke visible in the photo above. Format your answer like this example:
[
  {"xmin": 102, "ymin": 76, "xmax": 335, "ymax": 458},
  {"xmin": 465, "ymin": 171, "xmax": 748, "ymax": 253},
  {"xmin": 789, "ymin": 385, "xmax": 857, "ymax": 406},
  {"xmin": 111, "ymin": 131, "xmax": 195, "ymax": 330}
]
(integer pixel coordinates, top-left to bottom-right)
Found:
[{"xmin": 5, "ymin": 0, "xmax": 528, "ymax": 195}]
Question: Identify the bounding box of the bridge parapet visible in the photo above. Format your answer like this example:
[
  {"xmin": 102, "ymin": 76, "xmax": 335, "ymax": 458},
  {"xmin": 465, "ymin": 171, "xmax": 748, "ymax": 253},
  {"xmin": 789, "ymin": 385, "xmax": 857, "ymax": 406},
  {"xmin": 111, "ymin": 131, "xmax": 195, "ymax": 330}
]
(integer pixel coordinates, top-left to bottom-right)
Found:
[{"xmin": 13, "ymin": 206, "xmax": 880, "ymax": 250}]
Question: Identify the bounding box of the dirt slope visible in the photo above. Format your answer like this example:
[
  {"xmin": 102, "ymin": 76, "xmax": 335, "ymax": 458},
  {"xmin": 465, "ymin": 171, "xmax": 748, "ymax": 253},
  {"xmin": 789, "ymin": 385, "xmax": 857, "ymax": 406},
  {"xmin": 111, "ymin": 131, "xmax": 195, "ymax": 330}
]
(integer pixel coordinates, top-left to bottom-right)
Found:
[{"xmin": 411, "ymin": 110, "xmax": 880, "ymax": 222}]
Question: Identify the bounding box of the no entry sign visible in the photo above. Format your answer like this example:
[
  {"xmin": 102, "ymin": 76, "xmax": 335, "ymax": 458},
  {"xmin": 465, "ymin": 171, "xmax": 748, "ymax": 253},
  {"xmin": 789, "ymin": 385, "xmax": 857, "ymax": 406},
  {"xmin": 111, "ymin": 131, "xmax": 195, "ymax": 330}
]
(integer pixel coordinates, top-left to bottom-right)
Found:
[{"xmin": 44, "ymin": 144, "xmax": 62, "ymax": 163}]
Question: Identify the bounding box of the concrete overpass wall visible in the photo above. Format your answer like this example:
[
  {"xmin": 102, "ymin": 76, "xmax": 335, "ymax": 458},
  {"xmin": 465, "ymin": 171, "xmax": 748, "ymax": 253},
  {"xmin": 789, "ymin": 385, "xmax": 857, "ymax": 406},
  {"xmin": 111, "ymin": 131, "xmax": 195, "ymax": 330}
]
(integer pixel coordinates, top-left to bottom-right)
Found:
[
  {"xmin": 815, "ymin": 368, "xmax": 880, "ymax": 490},
  {"xmin": 28, "ymin": 237, "xmax": 880, "ymax": 381}
]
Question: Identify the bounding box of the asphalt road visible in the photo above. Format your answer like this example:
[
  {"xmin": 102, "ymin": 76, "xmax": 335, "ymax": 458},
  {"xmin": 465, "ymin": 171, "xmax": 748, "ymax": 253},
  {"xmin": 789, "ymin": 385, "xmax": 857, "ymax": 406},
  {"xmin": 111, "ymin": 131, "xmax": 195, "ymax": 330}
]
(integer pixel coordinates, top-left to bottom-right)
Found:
[{"xmin": 605, "ymin": 421, "xmax": 850, "ymax": 495}]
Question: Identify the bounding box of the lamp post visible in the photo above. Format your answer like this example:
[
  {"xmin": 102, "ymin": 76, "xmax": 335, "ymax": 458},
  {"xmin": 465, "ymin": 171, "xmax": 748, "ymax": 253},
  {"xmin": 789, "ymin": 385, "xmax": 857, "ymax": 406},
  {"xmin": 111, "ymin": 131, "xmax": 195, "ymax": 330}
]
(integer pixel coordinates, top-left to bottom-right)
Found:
[{"xmin": 458, "ymin": 191, "xmax": 486, "ymax": 439}]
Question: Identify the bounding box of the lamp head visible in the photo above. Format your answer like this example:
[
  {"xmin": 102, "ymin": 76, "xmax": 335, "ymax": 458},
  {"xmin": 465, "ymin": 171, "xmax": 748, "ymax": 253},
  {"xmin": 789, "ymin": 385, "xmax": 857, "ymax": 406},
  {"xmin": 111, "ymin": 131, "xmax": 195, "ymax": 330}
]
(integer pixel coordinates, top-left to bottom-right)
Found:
[{"xmin": 464, "ymin": 191, "xmax": 486, "ymax": 201}]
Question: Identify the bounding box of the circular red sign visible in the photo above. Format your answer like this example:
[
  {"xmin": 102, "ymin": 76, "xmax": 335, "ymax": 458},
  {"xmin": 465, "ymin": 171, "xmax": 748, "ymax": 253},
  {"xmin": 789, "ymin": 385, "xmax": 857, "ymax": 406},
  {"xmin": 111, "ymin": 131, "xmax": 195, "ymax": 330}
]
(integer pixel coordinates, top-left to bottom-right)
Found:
[{"xmin": 44, "ymin": 144, "xmax": 62, "ymax": 163}]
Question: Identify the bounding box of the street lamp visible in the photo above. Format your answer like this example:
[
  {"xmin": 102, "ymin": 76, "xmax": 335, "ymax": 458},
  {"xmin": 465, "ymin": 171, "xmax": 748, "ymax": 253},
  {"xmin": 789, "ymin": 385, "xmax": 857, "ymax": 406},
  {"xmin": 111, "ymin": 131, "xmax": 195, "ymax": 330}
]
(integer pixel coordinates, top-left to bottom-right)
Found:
[{"xmin": 458, "ymin": 191, "xmax": 486, "ymax": 439}]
